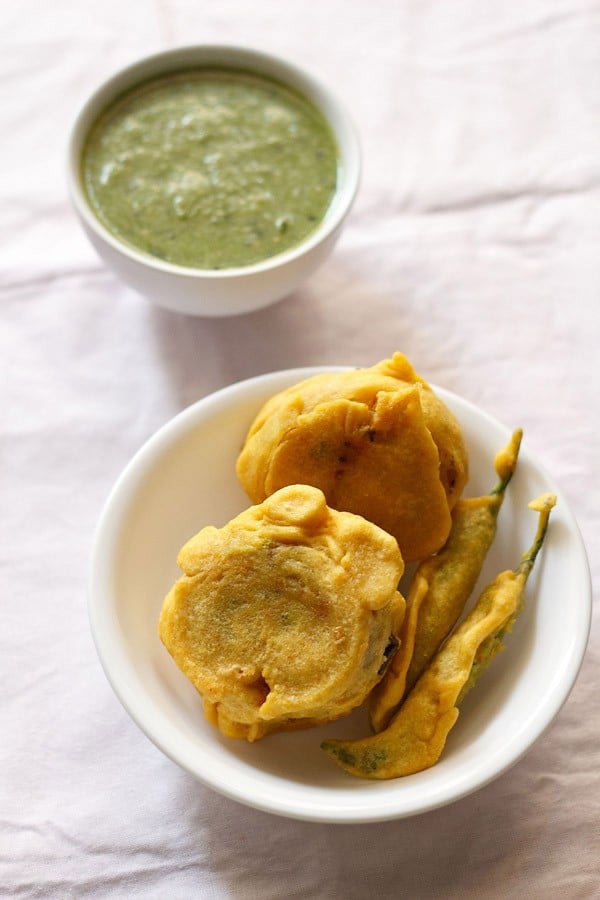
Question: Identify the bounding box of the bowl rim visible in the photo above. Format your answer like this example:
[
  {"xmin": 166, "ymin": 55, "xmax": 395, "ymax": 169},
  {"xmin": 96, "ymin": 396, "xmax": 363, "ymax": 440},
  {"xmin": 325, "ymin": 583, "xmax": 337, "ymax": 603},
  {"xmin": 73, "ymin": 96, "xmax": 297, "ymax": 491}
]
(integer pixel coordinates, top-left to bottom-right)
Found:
[
  {"xmin": 67, "ymin": 44, "xmax": 361, "ymax": 280},
  {"xmin": 87, "ymin": 366, "xmax": 593, "ymax": 823}
]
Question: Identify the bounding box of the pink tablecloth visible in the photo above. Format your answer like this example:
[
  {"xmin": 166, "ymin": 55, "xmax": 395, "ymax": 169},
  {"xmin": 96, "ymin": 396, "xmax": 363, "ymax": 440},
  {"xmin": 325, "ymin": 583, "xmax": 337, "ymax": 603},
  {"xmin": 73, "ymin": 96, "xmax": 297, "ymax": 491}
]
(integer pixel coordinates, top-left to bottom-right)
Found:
[{"xmin": 2, "ymin": 1, "xmax": 599, "ymax": 896}]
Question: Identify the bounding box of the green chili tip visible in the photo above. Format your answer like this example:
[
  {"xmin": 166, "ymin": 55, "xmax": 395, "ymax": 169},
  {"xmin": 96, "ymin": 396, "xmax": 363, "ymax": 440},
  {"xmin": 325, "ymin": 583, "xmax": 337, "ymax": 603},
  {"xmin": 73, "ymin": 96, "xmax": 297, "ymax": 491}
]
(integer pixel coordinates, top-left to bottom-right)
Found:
[
  {"xmin": 491, "ymin": 428, "xmax": 523, "ymax": 497},
  {"xmin": 517, "ymin": 493, "xmax": 557, "ymax": 578}
]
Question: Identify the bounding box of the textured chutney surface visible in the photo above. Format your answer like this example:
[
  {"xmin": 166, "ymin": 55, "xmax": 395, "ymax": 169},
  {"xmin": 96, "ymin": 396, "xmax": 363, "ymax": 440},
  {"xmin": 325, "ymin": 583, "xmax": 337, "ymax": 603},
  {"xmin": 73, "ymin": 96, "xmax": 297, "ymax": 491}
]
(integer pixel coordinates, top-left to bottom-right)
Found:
[{"xmin": 81, "ymin": 68, "xmax": 339, "ymax": 269}]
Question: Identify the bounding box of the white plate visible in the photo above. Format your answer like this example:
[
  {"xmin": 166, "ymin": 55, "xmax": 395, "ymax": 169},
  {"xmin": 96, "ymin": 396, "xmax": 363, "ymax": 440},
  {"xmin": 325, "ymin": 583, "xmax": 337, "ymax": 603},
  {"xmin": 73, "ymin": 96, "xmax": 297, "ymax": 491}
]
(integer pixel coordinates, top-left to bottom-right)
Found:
[{"xmin": 89, "ymin": 368, "xmax": 592, "ymax": 823}]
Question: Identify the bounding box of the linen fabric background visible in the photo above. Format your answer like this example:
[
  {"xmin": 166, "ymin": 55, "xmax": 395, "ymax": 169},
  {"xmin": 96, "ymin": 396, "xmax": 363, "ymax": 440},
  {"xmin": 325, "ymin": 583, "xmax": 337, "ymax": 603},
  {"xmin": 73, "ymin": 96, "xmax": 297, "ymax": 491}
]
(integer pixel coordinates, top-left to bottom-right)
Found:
[{"xmin": 2, "ymin": 1, "xmax": 599, "ymax": 897}]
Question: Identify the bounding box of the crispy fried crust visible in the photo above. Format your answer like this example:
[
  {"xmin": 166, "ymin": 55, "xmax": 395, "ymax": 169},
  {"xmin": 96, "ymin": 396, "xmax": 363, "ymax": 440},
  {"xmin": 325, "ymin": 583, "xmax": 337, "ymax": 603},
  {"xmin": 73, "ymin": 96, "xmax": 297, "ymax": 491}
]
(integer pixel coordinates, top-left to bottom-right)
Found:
[
  {"xmin": 159, "ymin": 485, "xmax": 405, "ymax": 741},
  {"xmin": 236, "ymin": 353, "xmax": 468, "ymax": 562}
]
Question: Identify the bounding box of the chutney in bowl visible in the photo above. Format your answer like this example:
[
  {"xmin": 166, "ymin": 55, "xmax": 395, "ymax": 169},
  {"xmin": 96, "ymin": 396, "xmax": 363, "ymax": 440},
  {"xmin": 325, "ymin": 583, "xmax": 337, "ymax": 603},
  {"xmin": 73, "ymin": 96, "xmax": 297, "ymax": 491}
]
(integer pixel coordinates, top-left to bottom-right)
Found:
[{"xmin": 68, "ymin": 45, "xmax": 361, "ymax": 316}]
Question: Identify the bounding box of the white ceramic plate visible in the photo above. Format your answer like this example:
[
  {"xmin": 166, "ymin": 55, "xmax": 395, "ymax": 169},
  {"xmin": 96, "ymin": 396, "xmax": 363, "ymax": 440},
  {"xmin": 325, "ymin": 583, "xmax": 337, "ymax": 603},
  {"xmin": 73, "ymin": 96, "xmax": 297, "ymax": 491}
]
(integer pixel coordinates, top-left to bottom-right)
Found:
[{"xmin": 89, "ymin": 368, "xmax": 591, "ymax": 823}]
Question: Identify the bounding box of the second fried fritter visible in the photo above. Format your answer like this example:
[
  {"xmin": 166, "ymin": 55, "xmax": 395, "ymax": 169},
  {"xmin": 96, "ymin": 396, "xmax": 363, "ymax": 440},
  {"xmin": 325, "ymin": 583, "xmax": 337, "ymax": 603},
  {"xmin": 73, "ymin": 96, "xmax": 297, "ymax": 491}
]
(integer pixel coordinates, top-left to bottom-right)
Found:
[{"xmin": 236, "ymin": 353, "xmax": 468, "ymax": 562}]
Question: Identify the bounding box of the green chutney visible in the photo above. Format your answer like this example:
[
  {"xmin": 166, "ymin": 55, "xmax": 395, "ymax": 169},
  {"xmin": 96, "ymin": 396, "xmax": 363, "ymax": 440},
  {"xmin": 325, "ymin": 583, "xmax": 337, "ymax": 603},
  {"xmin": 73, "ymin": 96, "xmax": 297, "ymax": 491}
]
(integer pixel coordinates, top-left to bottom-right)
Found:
[{"xmin": 81, "ymin": 68, "xmax": 339, "ymax": 269}]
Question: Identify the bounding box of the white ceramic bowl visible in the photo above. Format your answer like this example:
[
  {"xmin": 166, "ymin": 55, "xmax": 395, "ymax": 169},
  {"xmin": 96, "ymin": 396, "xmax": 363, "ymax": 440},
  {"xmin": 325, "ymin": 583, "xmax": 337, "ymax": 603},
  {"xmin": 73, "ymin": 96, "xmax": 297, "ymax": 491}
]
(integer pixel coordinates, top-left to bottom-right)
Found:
[
  {"xmin": 67, "ymin": 46, "xmax": 360, "ymax": 317},
  {"xmin": 88, "ymin": 368, "xmax": 591, "ymax": 823}
]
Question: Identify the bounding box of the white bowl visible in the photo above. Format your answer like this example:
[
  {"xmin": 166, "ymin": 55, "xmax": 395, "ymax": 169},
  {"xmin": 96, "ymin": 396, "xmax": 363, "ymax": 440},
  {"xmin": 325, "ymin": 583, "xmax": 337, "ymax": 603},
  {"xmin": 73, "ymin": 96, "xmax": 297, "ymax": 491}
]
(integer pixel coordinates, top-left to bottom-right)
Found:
[
  {"xmin": 67, "ymin": 46, "xmax": 360, "ymax": 317},
  {"xmin": 88, "ymin": 368, "xmax": 591, "ymax": 823}
]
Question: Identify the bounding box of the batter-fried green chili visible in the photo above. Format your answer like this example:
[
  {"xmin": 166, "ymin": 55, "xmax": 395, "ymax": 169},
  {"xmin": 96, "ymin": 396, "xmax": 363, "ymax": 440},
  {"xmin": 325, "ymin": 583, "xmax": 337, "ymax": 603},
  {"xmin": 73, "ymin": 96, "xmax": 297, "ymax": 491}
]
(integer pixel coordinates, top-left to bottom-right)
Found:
[
  {"xmin": 457, "ymin": 492, "xmax": 556, "ymax": 703},
  {"xmin": 322, "ymin": 493, "xmax": 556, "ymax": 779},
  {"xmin": 369, "ymin": 429, "xmax": 522, "ymax": 733}
]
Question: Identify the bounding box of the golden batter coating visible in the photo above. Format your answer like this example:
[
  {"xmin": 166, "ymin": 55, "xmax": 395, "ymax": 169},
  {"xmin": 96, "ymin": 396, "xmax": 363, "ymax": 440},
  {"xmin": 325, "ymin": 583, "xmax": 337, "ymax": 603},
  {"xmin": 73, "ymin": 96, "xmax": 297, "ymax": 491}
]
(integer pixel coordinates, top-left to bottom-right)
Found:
[
  {"xmin": 159, "ymin": 485, "xmax": 405, "ymax": 741},
  {"xmin": 236, "ymin": 353, "xmax": 469, "ymax": 562}
]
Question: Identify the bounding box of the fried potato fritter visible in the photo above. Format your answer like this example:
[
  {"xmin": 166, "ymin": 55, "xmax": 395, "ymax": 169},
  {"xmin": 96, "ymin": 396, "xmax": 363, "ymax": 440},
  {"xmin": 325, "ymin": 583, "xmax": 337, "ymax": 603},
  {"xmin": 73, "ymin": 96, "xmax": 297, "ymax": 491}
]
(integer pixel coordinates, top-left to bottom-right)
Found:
[
  {"xmin": 236, "ymin": 353, "xmax": 468, "ymax": 562},
  {"xmin": 159, "ymin": 485, "xmax": 405, "ymax": 741}
]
